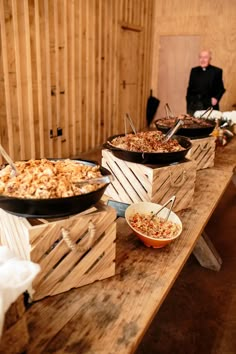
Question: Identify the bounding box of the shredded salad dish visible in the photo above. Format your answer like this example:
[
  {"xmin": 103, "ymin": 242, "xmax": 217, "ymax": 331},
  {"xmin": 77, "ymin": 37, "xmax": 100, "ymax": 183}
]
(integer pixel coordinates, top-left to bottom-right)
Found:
[{"xmin": 129, "ymin": 212, "xmax": 181, "ymax": 239}]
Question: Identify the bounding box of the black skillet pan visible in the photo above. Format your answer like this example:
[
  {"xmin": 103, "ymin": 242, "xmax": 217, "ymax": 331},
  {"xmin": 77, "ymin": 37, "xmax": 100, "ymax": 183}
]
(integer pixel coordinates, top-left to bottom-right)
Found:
[
  {"xmin": 0, "ymin": 159, "xmax": 112, "ymax": 218},
  {"xmin": 103, "ymin": 134, "xmax": 192, "ymax": 164},
  {"xmin": 155, "ymin": 118, "xmax": 216, "ymax": 138}
]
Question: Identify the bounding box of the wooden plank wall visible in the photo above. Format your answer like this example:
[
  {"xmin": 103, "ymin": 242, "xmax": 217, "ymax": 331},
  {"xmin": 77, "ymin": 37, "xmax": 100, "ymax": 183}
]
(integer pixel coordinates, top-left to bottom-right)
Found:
[
  {"xmin": 0, "ymin": 0, "xmax": 154, "ymax": 161},
  {"xmin": 151, "ymin": 0, "xmax": 236, "ymax": 113}
]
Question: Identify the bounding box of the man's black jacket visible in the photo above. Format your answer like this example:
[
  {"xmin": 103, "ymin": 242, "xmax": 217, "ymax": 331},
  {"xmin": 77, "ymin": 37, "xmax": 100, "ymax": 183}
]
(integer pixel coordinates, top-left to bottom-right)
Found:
[{"xmin": 186, "ymin": 65, "xmax": 225, "ymax": 114}]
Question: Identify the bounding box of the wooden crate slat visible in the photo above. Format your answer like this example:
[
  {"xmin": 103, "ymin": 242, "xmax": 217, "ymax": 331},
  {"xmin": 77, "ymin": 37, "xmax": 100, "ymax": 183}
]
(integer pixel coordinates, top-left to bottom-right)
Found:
[
  {"xmin": 75, "ymin": 242, "xmax": 116, "ymax": 288},
  {"xmin": 124, "ymin": 163, "xmax": 153, "ymax": 194},
  {"xmin": 151, "ymin": 162, "xmax": 196, "ymax": 211},
  {"xmin": 165, "ymin": 175, "xmax": 194, "ymax": 211},
  {"xmin": 102, "ymin": 150, "xmax": 197, "ymax": 212},
  {"xmin": 186, "ymin": 137, "xmax": 216, "ymax": 170},
  {"xmin": 50, "ymin": 222, "xmax": 116, "ymax": 294},
  {"xmin": 34, "ymin": 221, "xmax": 116, "ymax": 299},
  {"xmin": 30, "ymin": 218, "xmax": 91, "ymax": 262},
  {"xmin": 0, "ymin": 210, "xmax": 30, "ymax": 260},
  {"xmin": 111, "ymin": 161, "xmax": 151, "ymax": 202},
  {"xmin": 30, "ymin": 223, "xmax": 65, "ymax": 262},
  {"xmin": 197, "ymin": 147, "xmax": 215, "ymax": 170},
  {"xmin": 0, "ymin": 203, "xmax": 117, "ymax": 300},
  {"xmin": 189, "ymin": 144, "xmax": 209, "ymax": 162},
  {"xmin": 102, "ymin": 157, "xmax": 133, "ymax": 202},
  {"xmin": 151, "ymin": 166, "xmax": 175, "ymax": 200},
  {"xmin": 53, "ymin": 222, "xmax": 116, "ymax": 292},
  {"xmin": 33, "ymin": 209, "xmax": 116, "ymax": 289},
  {"xmin": 32, "ymin": 239, "xmax": 72, "ymax": 288},
  {"xmin": 102, "ymin": 153, "xmax": 144, "ymax": 203},
  {"xmin": 102, "ymin": 150, "xmax": 152, "ymax": 202},
  {"xmin": 31, "ymin": 218, "xmax": 94, "ymax": 287},
  {"xmin": 102, "ymin": 162, "xmax": 133, "ymax": 203},
  {"xmin": 151, "ymin": 176, "xmax": 171, "ymax": 202}
]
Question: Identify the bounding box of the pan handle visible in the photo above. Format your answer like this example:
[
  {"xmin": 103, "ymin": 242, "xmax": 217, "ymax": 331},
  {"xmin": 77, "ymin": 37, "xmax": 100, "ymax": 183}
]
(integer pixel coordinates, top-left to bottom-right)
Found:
[
  {"xmin": 169, "ymin": 170, "xmax": 186, "ymax": 188},
  {"xmin": 61, "ymin": 221, "xmax": 96, "ymax": 252}
]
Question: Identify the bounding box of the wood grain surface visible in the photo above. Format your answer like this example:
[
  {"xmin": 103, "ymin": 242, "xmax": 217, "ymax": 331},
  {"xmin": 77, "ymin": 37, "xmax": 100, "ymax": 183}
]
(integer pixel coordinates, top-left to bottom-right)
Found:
[
  {"xmin": 24, "ymin": 141, "xmax": 235, "ymax": 354},
  {"xmin": 0, "ymin": 0, "xmax": 154, "ymax": 161},
  {"xmin": 151, "ymin": 0, "xmax": 236, "ymax": 113}
]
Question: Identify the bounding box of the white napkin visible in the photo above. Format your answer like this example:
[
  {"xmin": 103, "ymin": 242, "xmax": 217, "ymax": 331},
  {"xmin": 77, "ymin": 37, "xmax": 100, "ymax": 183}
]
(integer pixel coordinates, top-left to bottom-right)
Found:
[
  {"xmin": 194, "ymin": 110, "xmax": 222, "ymax": 119},
  {"xmin": 222, "ymin": 111, "xmax": 236, "ymax": 125},
  {"xmin": 0, "ymin": 246, "xmax": 40, "ymax": 337}
]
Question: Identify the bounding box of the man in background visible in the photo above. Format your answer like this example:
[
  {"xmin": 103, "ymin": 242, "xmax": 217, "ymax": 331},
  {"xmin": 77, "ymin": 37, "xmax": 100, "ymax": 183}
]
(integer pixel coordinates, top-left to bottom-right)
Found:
[{"xmin": 186, "ymin": 50, "xmax": 225, "ymax": 115}]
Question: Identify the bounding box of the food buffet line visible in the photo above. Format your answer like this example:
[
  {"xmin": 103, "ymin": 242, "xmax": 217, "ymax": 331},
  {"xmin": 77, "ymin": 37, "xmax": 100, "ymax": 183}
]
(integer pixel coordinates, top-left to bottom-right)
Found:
[{"xmin": 0, "ymin": 108, "xmax": 235, "ymax": 353}]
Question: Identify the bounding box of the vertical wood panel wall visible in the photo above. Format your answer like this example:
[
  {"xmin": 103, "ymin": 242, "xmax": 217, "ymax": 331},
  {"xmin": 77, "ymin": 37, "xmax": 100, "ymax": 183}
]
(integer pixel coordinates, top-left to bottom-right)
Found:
[
  {"xmin": 151, "ymin": 0, "xmax": 236, "ymax": 113},
  {"xmin": 0, "ymin": 0, "xmax": 154, "ymax": 161}
]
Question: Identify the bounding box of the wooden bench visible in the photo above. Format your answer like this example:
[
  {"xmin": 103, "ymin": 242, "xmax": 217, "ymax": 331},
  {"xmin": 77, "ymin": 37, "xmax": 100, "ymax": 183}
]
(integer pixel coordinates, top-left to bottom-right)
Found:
[{"xmin": 24, "ymin": 138, "xmax": 236, "ymax": 354}]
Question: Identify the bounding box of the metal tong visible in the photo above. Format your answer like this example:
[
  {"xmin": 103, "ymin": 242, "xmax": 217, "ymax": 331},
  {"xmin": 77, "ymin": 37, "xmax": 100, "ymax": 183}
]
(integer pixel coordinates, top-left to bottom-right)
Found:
[
  {"xmin": 124, "ymin": 113, "xmax": 137, "ymax": 135},
  {"xmin": 163, "ymin": 119, "xmax": 184, "ymax": 142},
  {"xmin": 165, "ymin": 103, "xmax": 175, "ymax": 119},
  {"xmin": 199, "ymin": 106, "xmax": 213, "ymax": 119},
  {"xmin": 154, "ymin": 196, "xmax": 176, "ymax": 222},
  {"xmin": 0, "ymin": 144, "xmax": 19, "ymax": 176},
  {"xmin": 74, "ymin": 174, "xmax": 114, "ymax": 186}
]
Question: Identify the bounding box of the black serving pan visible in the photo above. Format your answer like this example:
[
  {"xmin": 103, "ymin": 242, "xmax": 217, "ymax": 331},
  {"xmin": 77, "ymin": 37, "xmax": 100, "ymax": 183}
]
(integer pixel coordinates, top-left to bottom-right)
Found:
[
  {"xmin": 155, "ymin": 118, "xmax": 216, "ymax": 138},
  {"xmin": 103, "ymin": 134, "xmax": 192, "ymax": 164},
  {"xmin": 0, "ymin": 159, "xmax": 112, "ymax": 218}
]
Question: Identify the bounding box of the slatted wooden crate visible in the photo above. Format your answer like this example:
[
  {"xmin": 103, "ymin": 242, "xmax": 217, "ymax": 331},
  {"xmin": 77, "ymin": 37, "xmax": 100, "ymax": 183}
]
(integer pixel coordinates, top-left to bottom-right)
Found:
[
  {"xmin": 102, "ymin": 150, "xmax": 197, "ymax": 212},
  {"xmin": 186, "ymin": 136, "xmax": 216, "ymax": 170},
  {"xmin": 0, "ymin": 295, "xmax": 29, "ymax": 354},
  {"xmin": 0, "ymin": 202, "xmax": 117, "ymax": 301}
]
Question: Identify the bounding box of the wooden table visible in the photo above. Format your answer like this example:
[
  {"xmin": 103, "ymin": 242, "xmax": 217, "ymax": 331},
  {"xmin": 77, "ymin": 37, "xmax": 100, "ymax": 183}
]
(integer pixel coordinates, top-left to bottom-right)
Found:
[{"xmin": 25, "ymin": 140, "xmax": 236, "ymax": 354}]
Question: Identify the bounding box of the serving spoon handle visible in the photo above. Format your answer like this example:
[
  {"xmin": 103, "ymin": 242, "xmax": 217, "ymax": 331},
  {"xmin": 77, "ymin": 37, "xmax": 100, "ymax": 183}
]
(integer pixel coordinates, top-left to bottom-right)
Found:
[
  {"xmin": 154, "ymin": 196, "xmax": 176, "ymax": 222},
  {"xmin": 163, "ymin": 119, "xmax": 184, "ymax": 142},
  {"xmin": 74, "ymin": 175, "xmax": 113, "ymax": 186},
  {"xmin": 0, "ymin": 144, "xmax": 19, "ymax": 176}
]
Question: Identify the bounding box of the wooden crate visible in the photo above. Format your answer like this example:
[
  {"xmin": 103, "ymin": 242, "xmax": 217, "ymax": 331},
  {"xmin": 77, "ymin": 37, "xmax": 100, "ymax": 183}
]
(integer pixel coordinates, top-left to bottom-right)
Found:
[
  {"xmin": 0, "ymin": 295, "xmax": 29, "ymax": 354},
  {"xmin": 102, "ymin": 150, "xmax": 197, "ymax": 212},
  {"xmin": 186, "ymin": 136, "xmax": 216, "ymax": 170},
  {"xmin": 0, "ymin": 202, "xmax": 117, "ymax": 301}
]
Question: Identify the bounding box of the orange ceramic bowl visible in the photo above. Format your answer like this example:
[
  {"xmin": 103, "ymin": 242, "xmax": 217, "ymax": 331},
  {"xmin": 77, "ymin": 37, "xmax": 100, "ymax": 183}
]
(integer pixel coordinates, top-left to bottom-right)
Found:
[{"xmin": 125, "ymin": 202, "xmax": 182, "ymax": 248}]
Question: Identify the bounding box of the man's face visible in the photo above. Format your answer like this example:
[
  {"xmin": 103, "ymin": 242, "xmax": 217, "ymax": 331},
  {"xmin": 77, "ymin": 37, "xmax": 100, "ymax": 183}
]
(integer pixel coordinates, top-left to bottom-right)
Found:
[{"xmin": 199, "ymin": 51, "xmax": 211, "ymax": 68}]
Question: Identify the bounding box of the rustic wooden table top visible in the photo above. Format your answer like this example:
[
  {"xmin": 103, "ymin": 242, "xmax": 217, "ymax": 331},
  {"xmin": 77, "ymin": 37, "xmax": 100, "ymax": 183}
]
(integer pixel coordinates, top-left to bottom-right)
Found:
[{"xmin": 25, "ymin": 139, "xmax": 236, "ymax": 354}]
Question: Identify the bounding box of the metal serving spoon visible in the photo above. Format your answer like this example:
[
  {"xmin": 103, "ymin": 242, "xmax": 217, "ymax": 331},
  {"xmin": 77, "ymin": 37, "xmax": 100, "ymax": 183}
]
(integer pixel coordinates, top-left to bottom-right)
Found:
[
  {"xmin": 126, "ymin": 113, "xmax": 137, "ymax": 135},
  {"xmin": 165, "ymin": 103, "xmax": 175, "ymax": 118},
  {"xmin": 0, "ymin": 144, "xmax": 19, "ymax": 176}
]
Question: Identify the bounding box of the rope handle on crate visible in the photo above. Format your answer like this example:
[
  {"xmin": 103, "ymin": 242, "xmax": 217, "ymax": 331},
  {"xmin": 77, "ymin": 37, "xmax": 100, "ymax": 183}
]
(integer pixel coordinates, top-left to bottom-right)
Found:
[
  {"xmin": 61, "ymin": 221, "xmax": 96, "ymax": 252},
  {"xmin": 169, "ymin": 170, "xmax": 186, "ymax": 188}
]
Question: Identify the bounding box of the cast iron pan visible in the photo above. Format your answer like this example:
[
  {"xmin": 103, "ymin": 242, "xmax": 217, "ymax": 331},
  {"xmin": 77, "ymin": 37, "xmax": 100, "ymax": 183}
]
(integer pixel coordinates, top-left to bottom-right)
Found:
[
  {"xmin": 155, "ymin": 118, "xmax": 216, "ymax": 138},
  {"xmin": 103, "ymin": 134, "xmax": 192, "ymax": 164},
  {"xmin": 0, "ymin": 159, "xmax": 111, "ymax": 218}
]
